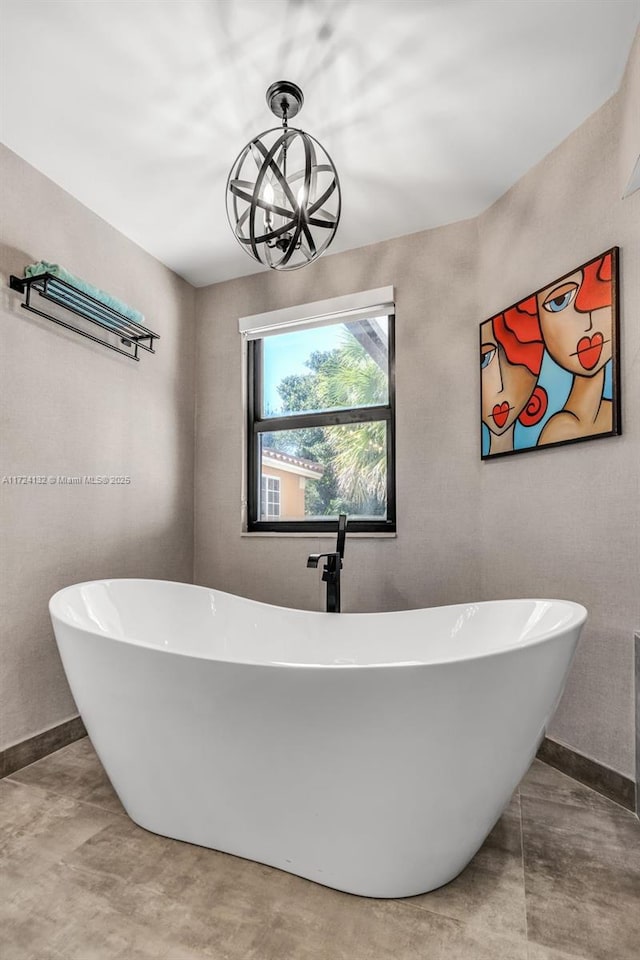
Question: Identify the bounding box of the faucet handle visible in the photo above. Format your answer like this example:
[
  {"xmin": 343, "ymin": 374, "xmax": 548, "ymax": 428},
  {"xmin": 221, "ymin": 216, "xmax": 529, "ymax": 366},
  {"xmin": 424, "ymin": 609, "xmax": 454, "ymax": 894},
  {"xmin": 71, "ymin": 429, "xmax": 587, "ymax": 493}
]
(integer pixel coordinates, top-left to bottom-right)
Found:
[
  {"xmin": 306, "ymin": 549, "xmax": 342, "ymax": 613},
  {"xmin": 307, "ymin": 551, "xmax": 341, "ymax": 570}
]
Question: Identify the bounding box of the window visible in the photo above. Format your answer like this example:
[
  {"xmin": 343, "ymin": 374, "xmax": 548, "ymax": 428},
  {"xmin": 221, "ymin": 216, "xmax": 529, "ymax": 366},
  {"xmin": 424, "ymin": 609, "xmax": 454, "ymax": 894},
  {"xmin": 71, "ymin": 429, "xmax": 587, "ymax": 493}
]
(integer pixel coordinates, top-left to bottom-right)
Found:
[
  {"xmin": 242, "ymin": 287, "xmax": 396, "ymax": 533},
  {"xmin": 260, "ymin": 475, "xmax": 281, "ymax": 520}
]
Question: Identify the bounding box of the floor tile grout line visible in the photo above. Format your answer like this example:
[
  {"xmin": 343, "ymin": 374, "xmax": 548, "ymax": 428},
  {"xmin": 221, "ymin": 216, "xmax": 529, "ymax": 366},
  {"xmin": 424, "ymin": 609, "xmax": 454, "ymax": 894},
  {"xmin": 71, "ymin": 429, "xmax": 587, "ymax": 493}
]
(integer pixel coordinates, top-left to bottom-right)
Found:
[
  {"xmin": 391, "ymin": 893, "xmax": 473, "ymax": 926},
  {"xmin": 375, "ymin": 895, "xmax": 530, "ymax": 954},
  {"xmin": 59, "ymin": 855, "xmax": 172, "ymax": 903},
  {"xmin": 387, "ymin": 896, "xmax": 467, "ymax": 926},
  {"xmin": 519, "ymin": 793, "xmax": 593, "ymax": 960},
  {"xmin": 528, "ymin": 761, "xmax": 638, "ymax": 818},
  {"xmin": 517, "ymin": 790, "xmax": 530, "ymax": 952},
  {"xmin": 521, "ymin": 792, "xmax": 539, "ymax": 958},
  {"xmin": 4, "ymin": 775, "xmax": 127, "ymax": 819},
  {"xmin": 388, "ymin": 794, "xmax": 530, "ymax": 951},
  {"xmin": 395, "ymin": 894, "xmax": 529, "ymax": 954},
  {"xmin": 519, "ymin": 783, "xmax": 637, "ymax": 819}
]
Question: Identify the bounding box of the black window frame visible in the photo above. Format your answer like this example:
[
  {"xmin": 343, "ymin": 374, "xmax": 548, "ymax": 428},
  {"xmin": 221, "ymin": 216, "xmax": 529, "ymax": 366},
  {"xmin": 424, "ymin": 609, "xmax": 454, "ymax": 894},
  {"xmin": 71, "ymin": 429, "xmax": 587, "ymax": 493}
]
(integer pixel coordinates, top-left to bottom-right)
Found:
[{"xmin": 246, "ymin": 310, "xmax": 396, "ymax": 534}]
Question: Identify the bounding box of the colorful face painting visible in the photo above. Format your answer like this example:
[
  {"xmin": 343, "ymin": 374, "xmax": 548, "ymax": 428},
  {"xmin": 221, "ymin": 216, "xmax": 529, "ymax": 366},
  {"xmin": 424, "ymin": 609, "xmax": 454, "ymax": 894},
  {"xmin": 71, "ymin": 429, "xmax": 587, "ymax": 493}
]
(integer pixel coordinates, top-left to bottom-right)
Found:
[{"xmin": 480, "ymin": 248, "xmax": 620, "ymax": 459}]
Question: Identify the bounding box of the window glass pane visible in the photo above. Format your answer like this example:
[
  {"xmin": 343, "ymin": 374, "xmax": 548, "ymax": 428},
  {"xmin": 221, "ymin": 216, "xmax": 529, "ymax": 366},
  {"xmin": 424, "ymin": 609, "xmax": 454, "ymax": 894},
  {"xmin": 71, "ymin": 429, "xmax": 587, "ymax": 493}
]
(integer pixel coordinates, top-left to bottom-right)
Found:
[
  {"xmin": 260, "ymin": 475, "xmax": 280, "ymax": 520},
  {"xmin": 261, "ymin": 316, "xmax": 389, "ymax": 418},
  {"xmin": 259, "ymin": 424, "xmax": 387, "ymax": 521}
]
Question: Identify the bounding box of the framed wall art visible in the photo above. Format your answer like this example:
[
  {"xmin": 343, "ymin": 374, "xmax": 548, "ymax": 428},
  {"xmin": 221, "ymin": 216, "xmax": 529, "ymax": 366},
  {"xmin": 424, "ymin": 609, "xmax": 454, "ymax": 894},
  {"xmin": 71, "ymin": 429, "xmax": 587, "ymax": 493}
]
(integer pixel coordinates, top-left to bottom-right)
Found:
[{"xmin": 480, "ymin": 247, "xmax": 620, "ymax": 460}]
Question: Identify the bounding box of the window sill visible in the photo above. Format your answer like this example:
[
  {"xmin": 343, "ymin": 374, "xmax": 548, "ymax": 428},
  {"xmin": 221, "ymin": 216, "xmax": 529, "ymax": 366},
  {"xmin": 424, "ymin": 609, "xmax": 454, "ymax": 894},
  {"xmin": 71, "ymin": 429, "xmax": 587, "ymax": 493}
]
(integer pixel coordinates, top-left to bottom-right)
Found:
[{"xmin": 240, "ymin": 531, "xmax": 397, "ymax": 539}]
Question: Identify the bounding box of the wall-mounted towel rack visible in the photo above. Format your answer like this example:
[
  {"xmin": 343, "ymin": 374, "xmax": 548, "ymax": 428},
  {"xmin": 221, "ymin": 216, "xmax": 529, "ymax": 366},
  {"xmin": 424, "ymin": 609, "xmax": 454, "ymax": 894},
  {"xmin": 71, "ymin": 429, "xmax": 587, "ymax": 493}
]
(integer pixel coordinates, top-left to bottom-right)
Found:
[{"xmin": 9, "ymin": 273, "xmax": 159, "ymax": 361}]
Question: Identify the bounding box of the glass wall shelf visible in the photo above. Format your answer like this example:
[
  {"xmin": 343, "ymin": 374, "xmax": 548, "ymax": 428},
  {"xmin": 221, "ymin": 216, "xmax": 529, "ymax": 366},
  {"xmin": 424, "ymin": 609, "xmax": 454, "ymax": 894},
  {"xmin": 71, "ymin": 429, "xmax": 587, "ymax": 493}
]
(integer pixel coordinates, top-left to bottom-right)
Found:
[{"xmin": 9, "ymin": 273, "xmax": 159, "ymax": 362}]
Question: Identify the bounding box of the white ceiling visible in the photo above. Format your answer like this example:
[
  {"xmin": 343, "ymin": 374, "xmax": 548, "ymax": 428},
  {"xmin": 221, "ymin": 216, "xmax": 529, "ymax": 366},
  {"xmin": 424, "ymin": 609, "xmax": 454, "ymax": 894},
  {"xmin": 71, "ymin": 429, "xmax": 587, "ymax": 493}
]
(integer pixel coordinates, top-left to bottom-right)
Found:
[{"xmin": 1, "ymin": 0, "xmax": 638, "ymax": 287}]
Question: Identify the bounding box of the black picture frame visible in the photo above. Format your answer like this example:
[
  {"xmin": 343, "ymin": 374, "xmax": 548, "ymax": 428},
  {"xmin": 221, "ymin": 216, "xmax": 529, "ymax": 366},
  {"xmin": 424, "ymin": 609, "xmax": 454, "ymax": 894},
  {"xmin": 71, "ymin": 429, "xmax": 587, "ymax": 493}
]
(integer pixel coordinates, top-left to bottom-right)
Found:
[{"xmin": 480, "ymin": 247, "xmax": 621, "ymax": 460}]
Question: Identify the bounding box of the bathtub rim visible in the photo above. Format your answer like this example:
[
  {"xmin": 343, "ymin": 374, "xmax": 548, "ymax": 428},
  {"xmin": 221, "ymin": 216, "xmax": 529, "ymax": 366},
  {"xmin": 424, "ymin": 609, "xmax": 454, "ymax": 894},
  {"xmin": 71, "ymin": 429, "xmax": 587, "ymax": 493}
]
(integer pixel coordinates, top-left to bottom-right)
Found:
[{"xmin": 49, "ymin": 578, "xmax": 588, "ymax": 671}]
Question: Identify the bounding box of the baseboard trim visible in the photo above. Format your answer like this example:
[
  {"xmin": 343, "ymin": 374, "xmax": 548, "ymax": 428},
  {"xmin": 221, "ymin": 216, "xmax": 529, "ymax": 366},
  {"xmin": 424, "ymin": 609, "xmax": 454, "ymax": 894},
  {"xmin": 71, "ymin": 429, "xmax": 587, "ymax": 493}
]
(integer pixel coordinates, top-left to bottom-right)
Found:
[
  {"xmin": 537, "ymin": 736, "xmax": 635, "ymax": 812},
  {"xmin": 0, "ymin": 716, "xmax": 86, "ymax": 779}
]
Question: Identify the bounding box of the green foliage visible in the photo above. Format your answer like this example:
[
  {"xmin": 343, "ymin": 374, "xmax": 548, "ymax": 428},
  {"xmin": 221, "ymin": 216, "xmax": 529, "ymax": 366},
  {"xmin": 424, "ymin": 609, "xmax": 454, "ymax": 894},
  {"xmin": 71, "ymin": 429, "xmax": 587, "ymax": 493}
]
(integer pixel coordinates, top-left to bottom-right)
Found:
[{"xmin": 274, "ymin": 336, "xmax": 387, "ymax": 517}]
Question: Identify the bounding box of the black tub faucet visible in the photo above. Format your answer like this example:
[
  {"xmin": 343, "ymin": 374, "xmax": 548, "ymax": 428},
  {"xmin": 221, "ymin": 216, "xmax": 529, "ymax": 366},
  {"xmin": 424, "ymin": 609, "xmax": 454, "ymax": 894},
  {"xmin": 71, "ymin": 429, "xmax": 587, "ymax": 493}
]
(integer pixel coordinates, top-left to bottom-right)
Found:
[{"xmin": 307, "ymin": 514, "xmax": 348, "ymax": 613}]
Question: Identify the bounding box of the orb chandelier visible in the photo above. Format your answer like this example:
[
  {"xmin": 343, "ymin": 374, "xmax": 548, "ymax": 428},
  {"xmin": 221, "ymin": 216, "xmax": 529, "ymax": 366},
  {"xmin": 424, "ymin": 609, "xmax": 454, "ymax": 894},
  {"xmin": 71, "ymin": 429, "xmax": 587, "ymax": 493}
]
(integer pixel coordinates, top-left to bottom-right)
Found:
[{"xmin": 226, "ymin": 81, "xmax": 341, "ymax": 271}]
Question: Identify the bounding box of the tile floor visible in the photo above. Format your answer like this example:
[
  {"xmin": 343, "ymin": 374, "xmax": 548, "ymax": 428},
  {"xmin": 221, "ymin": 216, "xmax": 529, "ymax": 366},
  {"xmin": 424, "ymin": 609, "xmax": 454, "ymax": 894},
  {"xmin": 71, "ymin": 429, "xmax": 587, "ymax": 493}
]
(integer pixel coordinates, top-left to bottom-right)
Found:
[{"xmin": 1, "ymin": 738, "xmax": 638, "ymax": 960}]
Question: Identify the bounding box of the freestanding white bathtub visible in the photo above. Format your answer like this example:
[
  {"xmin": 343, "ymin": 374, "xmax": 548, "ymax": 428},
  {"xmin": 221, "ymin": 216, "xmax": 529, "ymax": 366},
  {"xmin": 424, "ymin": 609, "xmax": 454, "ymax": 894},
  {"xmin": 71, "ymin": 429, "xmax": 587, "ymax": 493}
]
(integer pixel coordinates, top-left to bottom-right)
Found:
[{"xmin": 49, "ymin": 579, "xmax": 586, "ymax": 898}]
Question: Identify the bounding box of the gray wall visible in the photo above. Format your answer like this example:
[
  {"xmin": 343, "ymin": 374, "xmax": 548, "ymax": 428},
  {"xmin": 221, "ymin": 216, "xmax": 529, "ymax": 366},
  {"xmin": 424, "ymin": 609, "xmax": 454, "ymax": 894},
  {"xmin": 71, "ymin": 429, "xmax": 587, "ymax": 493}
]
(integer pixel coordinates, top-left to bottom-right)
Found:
[
  {"xmin": 194, "ymin": 217, "xmax": 482, "ymax": 616},
  {"xmin": 476, "ymin": 36, "xmax": 639, "ymax": 778},
  {"xmin": 195, "ymin": 38, "xmax": 639, "ymax": 777},
  {"xmin": 0, "ymin": 144, "xmax": 196, "ymax": 752}
]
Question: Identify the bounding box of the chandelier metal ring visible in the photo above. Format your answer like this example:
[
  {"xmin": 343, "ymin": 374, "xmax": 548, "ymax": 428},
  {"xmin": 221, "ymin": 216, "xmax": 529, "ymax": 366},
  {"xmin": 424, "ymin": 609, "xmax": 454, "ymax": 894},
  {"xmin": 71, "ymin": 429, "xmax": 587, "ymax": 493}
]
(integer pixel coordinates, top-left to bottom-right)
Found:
[{"xmin": 226, "ymin": 82, "xmax": 341, "ymax": 271}]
